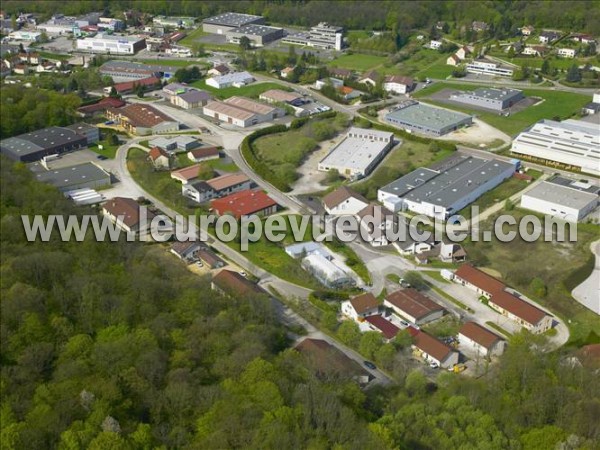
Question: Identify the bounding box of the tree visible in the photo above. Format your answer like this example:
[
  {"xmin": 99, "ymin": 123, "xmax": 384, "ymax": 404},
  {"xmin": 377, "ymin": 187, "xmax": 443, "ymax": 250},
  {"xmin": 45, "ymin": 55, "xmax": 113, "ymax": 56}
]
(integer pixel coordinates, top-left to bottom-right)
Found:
[
  {"xmin": 403, "ymin": 271, "xmax": 427, "ymax": 290},
  {"xmin": 287, "ymin": 45, "xmax": 297, "ymax": 65},
  {"xmin": 529, "ymin": 278, "xmax": 547, "ymax": 298},
  {"xmin": 541, "ymin": 59, "xmax": 550, "ymax": 75},
  {"xmin": 359, "ymin": 332, "xmax": 383, "ymax": 360},
  {"xmin": 239, "ymin": 36, "xmax": 252, "ymax": 51},
  {"xmin": 108, "ymin": 87, "xmax": 120, "ymax": 98},
  {"xmin": 566, "ymin": 64, "xmax": 581, "ymax": 82},
  {"xmin": 191, "ymin": 42, "xmax": 206, "ymax": 57},
  {"xmin": 336, "ymin": 321, "xmax": 361, "ymax": 348},
  {"xmin": 326, "ymin": 169, "xmax": 340, "ymax": 183},
  {"xmin": 507, "ymin": 46, "xmax": 516, "ymax": 58}
]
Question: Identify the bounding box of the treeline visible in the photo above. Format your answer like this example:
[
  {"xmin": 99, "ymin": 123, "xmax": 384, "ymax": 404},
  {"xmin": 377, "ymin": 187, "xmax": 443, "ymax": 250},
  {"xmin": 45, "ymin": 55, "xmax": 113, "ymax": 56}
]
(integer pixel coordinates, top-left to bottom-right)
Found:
[
  {"xmin": 3, "ymin": 1, "xmax": 600, "ymax": 36},
  {"xmin": 0, "ymin": 159, "xmax": 383, "ymax": 449},
  {"xmin": 0, "ymin": 86, "xmax": 81, "ymax": 139}
]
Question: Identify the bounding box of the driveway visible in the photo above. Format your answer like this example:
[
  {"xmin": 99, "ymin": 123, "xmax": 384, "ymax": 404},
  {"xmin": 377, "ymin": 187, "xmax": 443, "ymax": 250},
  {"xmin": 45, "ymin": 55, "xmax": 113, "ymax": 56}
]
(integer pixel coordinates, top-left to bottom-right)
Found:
[{"xmin": 572, "ymin": 240, "xmax": 600, "ymax": 315}]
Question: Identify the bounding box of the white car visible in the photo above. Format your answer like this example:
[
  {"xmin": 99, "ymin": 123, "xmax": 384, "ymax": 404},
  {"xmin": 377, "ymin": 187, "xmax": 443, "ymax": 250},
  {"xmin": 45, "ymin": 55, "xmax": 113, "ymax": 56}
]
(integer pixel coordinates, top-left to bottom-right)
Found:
[
  {"xmin": 429, "ymin": 361, "xmax": 439, "ymax": 369},
  {"xmin": 239, "ymin": 271, "xmax": 247, "ymax": 278}
]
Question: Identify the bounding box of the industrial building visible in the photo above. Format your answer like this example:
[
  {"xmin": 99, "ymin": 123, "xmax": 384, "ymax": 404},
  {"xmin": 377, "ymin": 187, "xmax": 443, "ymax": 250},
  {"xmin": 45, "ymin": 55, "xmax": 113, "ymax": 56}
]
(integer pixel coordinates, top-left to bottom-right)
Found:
[
  {"xmin": 378, "ymin": 154, "xmax": 517, "ymax": 219},
  {"xmin": 149, "ymin": 135, "xmax": 201, "ymax": 153},
  {"xmin": 98, "ymin": 60, "xmax": 159, "ymax": 82},
  {"xmin": 458, "ymin": 322, "xmax": 505, "ymax": 358},
  {"xmin": 170, "ymin": 89, "xmax": 212, "ymax": 109},
  {"xmin": 210, "ymin": 189, "xmax": 278, "ymax": 219},
  {"xmin": 203, "ymin": 96, "xmax": 285, "ymax": 128},
  {"xmin": 259, "ymin": 89, "xmax": 304, "ymax": 105},
  {"xmin": 451, "ymin": 87, "xmax": 524, "ymax": 111},
  {"xmin": 301, "ymin": 253, "xmax": 355, "ymax": 289},
  {"xmin": 466, "ymin": 60, "xmax": 514, "ymax": 77},
  {"xmin": 511, "ymin": 119, "xmax": 600, "ymax": 176},
  {"xmin": 76, "ymin": 34, "xmax": 146, "ymax": 54},
  {"xmin": 385, "ymin": 100, "xmax": 473, "ymax": 136},
  {"xmin": 106, "ymin": 104, "xmax": 179, "ymax": 135},
  {"xmin": 383, "ymin": 288, "xmax": 445, "ymax": 325},
  {"xmin": 0, "ymin": 126, "xmax": 88, "ymax": 162},
  {"xmin": 226, "ymin": 24, "xmax": 284, "ymax": 46},
  {"xmin": 183, "ymin": 172, "xmax": 252, "ymax": 203},
  {"xmin": 65, "ymin": 123, "xmax": 100, "ymax": 144},
  {"xmin": 205, "ymin": 71, "xmax": 254, "ymax": 89},
  {"xmin": 412, "ymin": 331, "xmax": 459, "ymax": 369},
  {"xmin": 282, "ymin": 22, "xmax": 344, "ymax": 51},
  {"xmin": 202, "ymin": 12, "xmax": 265, "ymax": 34},
  {"xmin": 8, "ymin": 30, "xmax": 42, "ymax": 41},
  {"xmin": 318, "ymin": 127, "xmax": 395, "ymax": 179},
  {"xmin": 383, "ymin": 75, "xmax": 415, "ymax": 94},
  {"xmin": 152, "ymin": 16, "xmax": 195, "ymax": 29},
  {"xmin": 520, "ymin": 176, "xmax": 599, "ymax": 222},
  {"xmin": 34, "ymin": 162, "xmax": 111, "ymax": 192}
]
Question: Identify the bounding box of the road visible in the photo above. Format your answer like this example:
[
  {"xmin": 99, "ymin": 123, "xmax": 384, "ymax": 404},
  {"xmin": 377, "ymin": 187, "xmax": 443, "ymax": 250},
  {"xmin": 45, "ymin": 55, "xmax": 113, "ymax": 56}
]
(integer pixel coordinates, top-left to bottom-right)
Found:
[{"xmin": 572, "ymin": 240, "xmax": 600, "ymax": 315}]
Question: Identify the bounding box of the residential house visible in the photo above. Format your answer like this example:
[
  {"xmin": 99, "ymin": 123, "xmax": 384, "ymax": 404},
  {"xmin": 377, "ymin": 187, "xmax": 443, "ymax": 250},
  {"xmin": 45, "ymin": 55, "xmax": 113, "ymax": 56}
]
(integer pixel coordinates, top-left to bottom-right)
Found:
[
  {"xmin": 198, "ymin": 248, "xmax": 225, "ymax": 269},
  {"xmin": 187, "ymin": 146, "xmax": 220, "ymax": 163},
  {"xmin": 358, "ymin": 70, "xmax": 381, "ymax": 87},
  {"xmin": 315, "ymin": 77, "xmax": 344, "ymax": 90},
  {"xmin": 439, "ymin": 240, "xmax": 467, "ymax": 262},
  {"xmin": 363, "ymin": 315, "xmax": 401, "ymax": 341},
  {"xmin": 207, "ymin": 64, "xmax": 230, "ymax": 77},
  {"xmin": 521, "ymin": 25, "xmax": 534, "ymax": 36},
  {"xmin": 571, "ymin": 33, "xmax": 596, "ymax": 45},
  {"xmin": 446, "ymin": 54, "xmax": 461, "ymax": 66},
  {"xmin": 458, "ymin": 321, "xmax": 505, "ymax": 357},
  {"xmin": 539, "ymin": 30, "xmax": 561, "ymax": 44},
  {"xmin": 210, "ymin": 189, "xmax": 278, "ymax": 219},
  {"xmin": 355, "ymin": 203, "xmax": 396, "ymax": 247},
  {"xmin": 557, "ymin": 48, "xmax": 576, "ymax": 58},
  {"xmin": 170, "ymin": 164, "xmax": 204, "ymax": 184},
  {"xmin": 506, "ymin": 41, "xmax": 524, "ymax": 54},
  {"xmin": 472, "ymin": 21, "xmax": 489, "ymax": 32},
  {"xmin": 170, "ymin": 241, "xmax": 202, "ymax": 261},
  {"xmin": 280, "ymin": 66, "xmax": 295, "ymax": 78},
  {"xmin": 148, "ymin": 147, "xmax": 172, "ymax": 170},
  {"xmin": 182, "ymin": 172, "xmax": 252, "ymax": 203},
  {"xmin": 522, "ymin": 45, "xmax": 547, "ymax": 57},
  {"xmin": 322, "ymin": 186, "xmax": 369, "ymax": 215},
  {"xmin": 328, "ymin": 67, "xmax": 353, "ymax": 79},
  {"xmin": 384, "ymin": 288, "xmax": 446, "ymax": 325},
  {"xmin": 102, "ymin": 197, "xmax": 156, "ymax": 236},
  {"xmin": 13, "ymin": 63, "xmax": 27, "ymax": 75},
  {"xmin": 211, "ymin": 269, "xmax": 264, "ymax": 297},
  {"xmin": 341, "ymin": 293, "xmax": 379, "ymax": 321},
  {"xmin": 412, "ymin": 330, "xmax": 459, "ymax": 369},
  {"xmin": 383, "ymin": 75, "xmax": 414, "ymax": 94},
  {"xmin": 429, "ymin": 40, "xmax": 442, "ymax": 50},
  {"xmin": 338, "ymin": 86, "xmax": 361, "ymax": 101},
  {"xmin": 453, "ymin": 264, "xmax": 553, "ymax": 333},
  {"xmin": 456, "ymin": 46, "xmax": 470, "ymax": 59}
]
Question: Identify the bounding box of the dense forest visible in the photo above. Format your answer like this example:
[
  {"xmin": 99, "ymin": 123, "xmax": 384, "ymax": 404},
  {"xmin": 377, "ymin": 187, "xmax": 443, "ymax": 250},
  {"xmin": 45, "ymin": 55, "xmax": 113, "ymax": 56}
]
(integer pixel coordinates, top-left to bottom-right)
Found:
[
  {"xmin": 2, "ymin": 159, "xmax": 600, "ymax": 449},
  {"xmin": 3, "ymin": 0, "xmax": 600, "ymax": 35}
]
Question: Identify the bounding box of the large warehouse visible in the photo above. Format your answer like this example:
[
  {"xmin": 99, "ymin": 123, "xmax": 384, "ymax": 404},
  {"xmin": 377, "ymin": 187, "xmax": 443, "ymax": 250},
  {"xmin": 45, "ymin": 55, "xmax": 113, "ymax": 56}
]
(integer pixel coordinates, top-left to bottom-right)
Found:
[
  {"xmin": 384, "ymin": 288, "xmax": 445, "ymax": 325},
  {"xmin": 520, "ymin": 176, "xmax": 599, "ymax": 222},
  {"xmin": 511, "ymin": 118, "xmax": 600, "ymax": 176},
  {"xmin": 318, "ymin": 127, "xmax": 394, "ymax": 179},
  {"xmin": 226, "ymin": 24, "xmax": 284, "ymax": 46},
  {"xmin": 451, "ymin": 87, "xmax": 524, "ymax": 111},
  {"xmin": 203, "ymin": 96, "xmax": 284, "ymax": 128},
  {"xmin": 34, "ymin": 162, "xmax": 111, "ymax": 192},
  {"xmin": 0, "ymin": 126, "xmax": 88, "ymax": 162},
  {"xmin": 378, "ymin": 154, "xmax": 517, "ymax": 219},
  {"xmin": 106, "ymin": 104, "xmax": 179, "ymax": 135},
  {"xmin": 202, "ymin": 12, "xmax": 265, "ymax": 34},
  {"xmin": 205, "ymin": 71, "xmax": 254, "ymax": 89},
  {"xmin": 385, "ymin": 100, "xmax": 473, "ymax": 136},
  {"xmin": 76, "ymin": 34, "xmax": 146, "ymax": 54},
  {"xmin": 98, "ymin": 60, "xmax": 160, "ymax": 82}
]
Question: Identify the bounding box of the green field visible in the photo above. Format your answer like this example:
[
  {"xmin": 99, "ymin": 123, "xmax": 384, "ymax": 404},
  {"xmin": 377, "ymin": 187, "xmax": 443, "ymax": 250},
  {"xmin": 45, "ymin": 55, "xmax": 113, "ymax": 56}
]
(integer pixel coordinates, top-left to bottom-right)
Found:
[
  {"xmin": 178, "ymin": 27, "xmax": 210, "ymax": 47},
  {"xmin": 494, "ymin": 55, "xmax": 590, "ymax": 71},
  {"xmin": 464, "ymin": 210, "xmax": 600, "ymax": 344},
  {"xmin": 415, "ymin": 82, "xmax": 590, "ymax": 136},
  {"xmin": 457, "ymin": 177, "xmax": 531, "ymax": 219},
  {"xmin": 134, "ymin": 58, "xmax": 207, "ymax": 68},
  {"xmin": 351, "ymin": 141, "xmax": 454, "ymax": 199},
  {"xmin": 203, "ymin": 157, "xmax": 239, "ymax": 173},
  {"xmin": 223, "ymin": 214, "xmax": 321, "ymax": 289},
  {"xmin": 88, "ymin": 140, "xmax": 119, "ymax": 159},
  {"xmin": 328, "ymin": 53, "xmax": 387, "ymax": 71},
  {"xmin": 191, "ymin": 80, "xmax": 290, "ymax": 99},
  {"xmin": 127, "ymin": 148, "xmax": 197, "ymax": 216}
]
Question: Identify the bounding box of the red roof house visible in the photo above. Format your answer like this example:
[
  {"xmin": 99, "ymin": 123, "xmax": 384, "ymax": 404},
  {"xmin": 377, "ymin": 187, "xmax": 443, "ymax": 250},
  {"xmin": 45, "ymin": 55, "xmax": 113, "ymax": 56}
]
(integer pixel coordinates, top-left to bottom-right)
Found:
[{"xmin": 210, "ymin": 189, "xmax": 277, "ymax": 219}]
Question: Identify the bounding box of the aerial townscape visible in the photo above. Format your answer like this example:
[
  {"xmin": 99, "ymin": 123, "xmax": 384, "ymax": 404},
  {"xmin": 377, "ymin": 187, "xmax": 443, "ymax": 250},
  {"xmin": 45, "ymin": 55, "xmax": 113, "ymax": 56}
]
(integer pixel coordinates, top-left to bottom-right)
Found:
[{"xmin": 0, "ymin": 1, "xmax": 599, "ymax": 449}]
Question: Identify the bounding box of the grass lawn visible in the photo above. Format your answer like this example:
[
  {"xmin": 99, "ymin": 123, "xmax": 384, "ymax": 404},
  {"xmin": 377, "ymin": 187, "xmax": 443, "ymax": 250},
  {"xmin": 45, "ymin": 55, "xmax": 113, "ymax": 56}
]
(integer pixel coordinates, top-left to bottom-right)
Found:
[
  {"xmin": 463, "ymin": 210, "xmax": 600, "ymax": 345},
  {"xmin": 351, "ymin": 141, "xmax": 454, "ymax": 199},
  {"xmin": 134, "ymin": 58, "xmax": 205, "ymax": 68},
  {"xmin": 178, "ymin": 27, "xmax": 210, "ymax": 47},
  {"xmin": 495, "ymin": 55, "xmax": 590, "ymax": 71},
  {"xmin": 37, "ymin": 51, "xmax": 70, "ymax": 61},
  {"xmin": 415, "ymin": 82, "xmax": 590, "ymax": 136},
  {"xmin": 423, "ymin": 315, "xmax": 461, "ymax": 338},
  {"xmin": 204, "ymin": 158, "xmax": 238, "ymax": 173},
  {"xmin": 190, "ymin": 80, "xmax": 290, "ymax": 99},
  {"xmin": 88, "ymin": 141, "xmax": 119, "ymax": 159},
  {"xmin": 127, "ymin": 148, "xmax": 196, "ymax": 216},
  {"xmin": 416, "ymin": 62, "xmax": 455, "ymax": 80},
  {"xmin": 457, "ymin": 177, "xmax": 531, "ymax": 220},
  {"xmin": 222, "ymin": 214, "xmax": 321, "ymax": 289},
  {"xmin": 324, "ymin": 240, "xmax": 371, "ymax": 284},
  {"xmin": 328, "ymin": 53, "xmax": 388, "ymax": 71},
  {"xmin": 251, "ymin": 113, "xmax": 350, "ymax": 190},
  {"xmin": 422, "ymin": 270, "xmax": 450, "ymax": 284}
]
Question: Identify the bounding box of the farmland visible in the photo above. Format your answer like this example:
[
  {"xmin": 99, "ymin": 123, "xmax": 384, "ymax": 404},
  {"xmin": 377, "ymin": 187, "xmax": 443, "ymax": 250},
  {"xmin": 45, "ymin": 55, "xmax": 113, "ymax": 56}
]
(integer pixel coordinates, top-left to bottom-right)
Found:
[{"xmin": 328, "ymin": 53, "xmax": 388, "ymax": 71}]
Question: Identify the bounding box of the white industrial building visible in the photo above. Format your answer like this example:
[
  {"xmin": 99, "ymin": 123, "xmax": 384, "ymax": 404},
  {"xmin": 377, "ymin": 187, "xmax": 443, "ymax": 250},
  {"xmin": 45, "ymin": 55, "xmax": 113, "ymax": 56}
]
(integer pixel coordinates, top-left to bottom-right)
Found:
[
  {"xmin": 202, "ymin": 12, "xmax": 265, "ymax": 34},
  {"xmin": 203, "ymin": 96, "xmax": 285, "ymax": 128},
  {"xmin": 520, "ymin": 176, "xmax": 599, "ymax": 222},
  {"xmin": 318, "ymin": 127, "xmax": 394, "ymax": 179},
  {"xmin": 282, "ymin": 22, "xmax": 344, "ymax": 51},
  {"xmin": 301, "ymin": 253, "xmax": 355, "ymax": 288},
  {"xmin": 378, "ymin": 154, "xmax": 517, "ymax": 220},
  {"xmin": 511, "ymin": 119, "xmax": 600, "ymax": 176},
  {"xmin": 76, "ymin": 34, "xmax": 146, "ymax": 54},
  {"xmin": 205, "ymin": 71, "xmax": 254, "ymax": 89},
  {"xmin": 8, "ymin": 30, "xmax": 42, "ymax": 41}
]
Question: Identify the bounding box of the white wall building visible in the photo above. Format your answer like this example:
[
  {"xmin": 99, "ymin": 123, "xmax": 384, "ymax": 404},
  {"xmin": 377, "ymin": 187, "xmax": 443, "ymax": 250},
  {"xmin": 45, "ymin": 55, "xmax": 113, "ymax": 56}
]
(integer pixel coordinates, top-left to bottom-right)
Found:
[
  {"xmin": 8, "ymin": 30, "xmax": 42, "ymax": 41},
  {"xmin": 429, "ymin": 40, "xmax": 442, "ymax": 49},
  {"xmin": 341, "ymin": 293, "xmax": 380, "ymax": 321},
  {"xmin": 520, "ymin": 177, "xmax": 599, "ymax": 222},
  {"xmin": 466, "ymin": 60, "xmax": 514, "ymax": 77},
  {"xmin": 557, "ymin": 48, "xmax": 576, "ymax": 58},
  {"xmin": 308, "ymin": 22, "xmax": 344, "ymax": 50},
  {"xmin": 511, "ymin": 119, "xmax": 600, "ymax": 176},
  {"xmin": 205, "ymin": 71, "xmax": 254, "ymax": 89},
  {"xmin": 318, "ymin": 127, "xmax": 394, "ymax": 179},
  {"xmin": 322, "ymin": 186, "xmax": 370, "ymax": 215},
  {"xmin": 458, "ymin": 322, "xmax": 505, "ymax": 358},
  {"xmin": 76, "ymin": 34, "xmax": 146, "ymax": 54}
]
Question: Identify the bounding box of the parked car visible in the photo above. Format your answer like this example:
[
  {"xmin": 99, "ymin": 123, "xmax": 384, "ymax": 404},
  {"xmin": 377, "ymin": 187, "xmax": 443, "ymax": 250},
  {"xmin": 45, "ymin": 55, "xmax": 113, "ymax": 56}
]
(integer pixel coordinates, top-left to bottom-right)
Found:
[
  {"xmin": 363, "ymin": 361, "xmax": 377, "ymax": 370},
  {"xmin": 104, "ymin": 121, "xmax": 114, "ymax": 125},
  {"xmin": 96, "ymin": 155, "xmax": 108, "ymax": 160},
  {"xmin": 429, "ymin": 361, "xmax": 439, "ymax": 369},
  {"xmin": 239, "ymin": 271, "xmax": 247, "ymax": 278}
]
